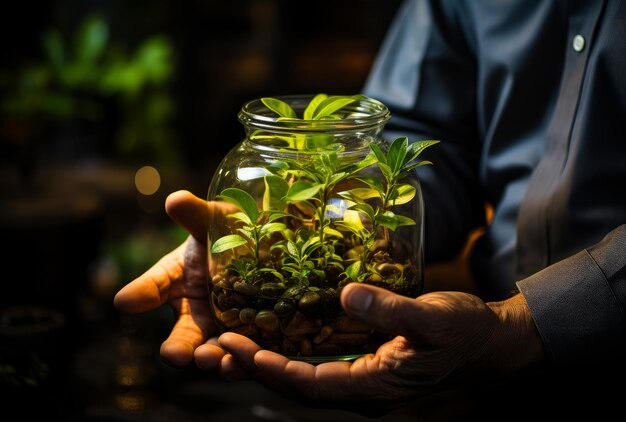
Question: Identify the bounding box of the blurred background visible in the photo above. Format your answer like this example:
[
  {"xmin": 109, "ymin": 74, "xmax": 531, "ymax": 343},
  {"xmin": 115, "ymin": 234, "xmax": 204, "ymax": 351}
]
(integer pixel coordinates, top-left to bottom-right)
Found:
[{"xmin": 0, "ymin": 1, "xmax": 429, "ymax": 420}]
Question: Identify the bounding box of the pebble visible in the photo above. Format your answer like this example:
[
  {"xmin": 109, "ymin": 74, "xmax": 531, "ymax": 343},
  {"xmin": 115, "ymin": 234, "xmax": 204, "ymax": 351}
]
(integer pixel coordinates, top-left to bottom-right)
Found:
[
  {"xmin": 313, "ymin": 325, "xmax": 334, "ymax": 344},
  {"xmin": 281, "ymin": 311, "xmax": 321, "ymax": 337},
  {"xmin": 298, "ymin": 291, "xmax": 321, "ymax": 314},
  {"xmin": 239, "ymin": 308, "xmax": 258, "ymax": 324},
  {"xmin": 255, "ymin": 310, "xmax": 280, "ymax": 333},
  {"xmin": 234, "ymin": 281, "xmax": 260, "ymax": 296},
  {"xmin": 274, "ymin": 299, "xmax": 296, "ymax": 317}
]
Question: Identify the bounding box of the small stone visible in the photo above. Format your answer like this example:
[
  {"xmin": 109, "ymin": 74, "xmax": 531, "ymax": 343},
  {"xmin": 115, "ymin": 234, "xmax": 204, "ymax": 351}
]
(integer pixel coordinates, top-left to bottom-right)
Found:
[
  {"xmin": 216, "ymin": 308, "xmax": 242, "ymax": 328},
  {"xmin": 313, "ymin": 325, "xmax": 334, "ymax": 344},
  {"xmin": 255, "ymin": 310, "xmax": 280, "ymax": 333},
  {"xmin": 274, "ymin": 299, "xmax": 296, "ymax": 317},
  {"xmin": 376, "ymin": 263, "xmax": 402, "ymax": 277},
  {"xmin": 239, "ymin": 308, "xmax": 258, "ymax": 324},
  {"xmin": 213, "ymin": 277, "xmax": 234, "ymax": 291},
  {"xmin": 281, "ymin": 311, "xmax": 321, "ymax": 337},
  {"xmin": 298, "ymin": 291, "xmax": 321, "ymax": 314},
  {"xmin": 281, "ymin": 286, "xmax": 306, "ymax": 300},
  {"xmin": 260, "ymin": 282, "xmax": 286, "ymax": 298},
  {"xmin": 233, "ymin": 293, "xmax": 254, "ymax": 308},
  {"xmin": 369, "ymin": 239, "xmax": 391, "ymax": 253},
  {"xmin": 344, "ymin": 246, "xmax": 364, "ymax": 261},
  {"xmin": 234, "ymin": 281, "xmax": 260, "ymax": 296},
  {"xmin": 217, "ymin": 291, "xmax": 238, "ymax": 309}
]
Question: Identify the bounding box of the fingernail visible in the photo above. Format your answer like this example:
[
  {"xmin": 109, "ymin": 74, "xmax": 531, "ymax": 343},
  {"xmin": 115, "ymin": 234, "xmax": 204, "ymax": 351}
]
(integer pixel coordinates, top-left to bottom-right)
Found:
[{"xmin": 346, "ymin": 286, "xmax": 373, "ymax": 314}]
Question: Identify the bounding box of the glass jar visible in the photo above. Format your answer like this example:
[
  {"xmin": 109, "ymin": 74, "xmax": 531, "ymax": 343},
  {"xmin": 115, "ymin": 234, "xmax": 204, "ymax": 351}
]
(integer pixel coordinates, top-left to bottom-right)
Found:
[{"xmin": 207, "ymin": 94, "xmax": 425, "ymax": 363}]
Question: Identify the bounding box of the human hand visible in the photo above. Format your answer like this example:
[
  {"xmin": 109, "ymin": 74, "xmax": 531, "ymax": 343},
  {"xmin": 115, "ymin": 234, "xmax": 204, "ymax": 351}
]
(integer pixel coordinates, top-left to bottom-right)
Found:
[
  {"xmin": 196, "ymin": 284, "xmax": 545, "ymax": 412},
  {"xmin": 113, "ymin": 190, "xmax": 229, "ymax": 367}
]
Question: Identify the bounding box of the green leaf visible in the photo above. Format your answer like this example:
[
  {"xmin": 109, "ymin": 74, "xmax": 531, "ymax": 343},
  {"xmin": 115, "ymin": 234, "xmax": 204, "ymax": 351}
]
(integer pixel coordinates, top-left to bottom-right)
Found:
[
  {"xmin": 305, "ymin": 134, "xmax": 337, "ymax": 149},
  {"xmin": 345, "ymin": 261, "xmax": 362, "ymax": 280},
  {"xmin": 42, "ymin": 29, "xmax": 65, "ymax": 70},
  {"xmin": 375, "ymin": 211, "xmax": 400, "ymax": 231},
  {"xmin": 405, "ymin": 140, "xmax": 440, "ymax": 163},
  {"xmin": 286, "ymin": 240, "xmax": 299, "ymax": 257},
  {"xmin": 369, "ymin": 144, "xmax": 387, "ymax": 165},
  {"xmin": 263, "ymin": 175, "xmax": 289, "ymax": 211},
  {"xmin": 344, "ymin": 153, "xmax": 378, "ymax": 175},
  {"xmin": 387, "ymin": 137, "xmax": 409, "ymax": 174},
  {"xmin": 267, "ymin": 211, "xmax": 291, "ymax": 222},
  {"xmin": 328, "ymin": 172, "xmax": 348, "ymax": 187},
  {"xmin": 403, "ymin": 160, "xmax": 433, "ymax": 173},
  {"xmin": 211, "ymin": 234, "xmax": 248, "ymax": 253},
  {"xmin": 285, "ymin": 181, "xmax": 323, "ymax": 202},
  {"xmin": 395, "ymin": 214, "xmax": 416, "ymax": 227},
  {"xmin": 322, "ymin": 227, "xmax": 344, "ymax": 239},
  {"xmin": 259, "ymin": 222, "xmax": 287, "ymax": 238},
  {"xmin": 226, "ymin": 211, "xmax": 252, "ymax": 226},
  {"xmin": 261, "ymin": 97, "xmax": 297, "ymax": 118},
  {"xmin": 350, "ymin": 203, "xmax": 376, "ymax": 221},
  {"xmin": 311, "ymin": 96, "xmax": 357, "ymax": 119},
  {"xmin": 75, "ymin": 15, "xmax": 108, "ymax": 65},
  {"xmin": 304, "ymin": 93, "xmax": 328, "ymax": 120},
  {"xmin": 218, "ymin": 188, "xmax": 260, "ymax": 223},
  {"xmin": 354, "ymin": 176, "xmax": 385, "ymax": 194},
  {"xmin": 374, "ymin": 211, "xmax": 416, "ymax": 231},
  {"xmin": 390, "ymin": 184, "xmax": 416, "ymax": 205},
  {"xmin": 345, "ymin": 188, "xmax": 380, "ymax": 201}
]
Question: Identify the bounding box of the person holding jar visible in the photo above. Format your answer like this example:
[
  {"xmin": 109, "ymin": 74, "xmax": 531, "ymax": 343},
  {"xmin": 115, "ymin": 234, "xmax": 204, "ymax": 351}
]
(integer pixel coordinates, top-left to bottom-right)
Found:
[{"xmin": 115, "ymin": 0, "xmax": 626, "ymax": 416}]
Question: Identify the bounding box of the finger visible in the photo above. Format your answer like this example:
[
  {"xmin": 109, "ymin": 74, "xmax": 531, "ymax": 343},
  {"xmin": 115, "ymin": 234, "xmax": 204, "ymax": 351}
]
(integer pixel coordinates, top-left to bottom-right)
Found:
[
  {"xmin": 113, "ymin": 241, "xmax": 187, "ymax": 314},
  {"xmin": 217, "ymin": 332, "xmax": 263, "ymax": 373},
  {"xmin": 195, "ymin": 338, "xmax": 227, "ymax": 371},
  {"xmin": 165, "ymin": 190, "xmax": 208, "ymax": 244},
  {"xmin": 254, "ymin": 351, "xmax": 349, "ymax": 399},
  {"xmin": 218, "ymin": 354, "xmax": 250, "ymax": 381},
  {"xmin": 160, "ymin": 299, "xmax": 215, "ymax": 367},
  {"xmin": 340, "ymin": 283, "xmax": 429, "ymax": 341}
]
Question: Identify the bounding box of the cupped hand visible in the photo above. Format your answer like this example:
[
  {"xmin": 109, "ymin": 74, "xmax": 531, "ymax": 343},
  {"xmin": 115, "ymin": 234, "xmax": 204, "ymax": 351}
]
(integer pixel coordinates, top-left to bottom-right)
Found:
[
  {"xmin": 196, "ymin": 283, "xmax": 544, "ymax": 412},
  {"xmin": 113, "ymin": 190, "xmax": 228, "ymax": 367}
]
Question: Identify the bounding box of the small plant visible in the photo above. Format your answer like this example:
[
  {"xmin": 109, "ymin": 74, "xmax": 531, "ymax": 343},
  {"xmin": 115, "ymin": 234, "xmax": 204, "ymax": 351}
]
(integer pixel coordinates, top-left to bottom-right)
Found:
[
  {"xmin": 210, "ymin": 188, "xmax": 287, "ymax": 284},
  {"xmin": 208, "ymin": 94, "xmax": 438, "ymax": 360},
  {"xmin": 337, "ymin": 136, "xmax": 439, "ymax": 281}
]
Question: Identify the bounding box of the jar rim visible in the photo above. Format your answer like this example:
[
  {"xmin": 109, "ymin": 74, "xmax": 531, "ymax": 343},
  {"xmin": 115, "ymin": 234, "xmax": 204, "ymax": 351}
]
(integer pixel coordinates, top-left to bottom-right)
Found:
[{"xmin": 238, "ymin": 94, "xmax": 391, "ymax": 133}]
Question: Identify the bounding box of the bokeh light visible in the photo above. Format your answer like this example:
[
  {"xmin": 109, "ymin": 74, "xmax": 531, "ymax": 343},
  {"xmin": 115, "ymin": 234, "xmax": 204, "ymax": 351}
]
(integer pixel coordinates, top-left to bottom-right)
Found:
[{"xmin": 134, "ymin": 166, "xmax": 161, "ymax": 195}]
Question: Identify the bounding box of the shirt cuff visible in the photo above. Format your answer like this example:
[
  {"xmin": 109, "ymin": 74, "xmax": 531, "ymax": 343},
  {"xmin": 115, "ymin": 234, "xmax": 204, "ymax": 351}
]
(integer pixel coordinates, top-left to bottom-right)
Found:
[{"xmin": 516, "ymin": 248, "xmax": 626, "ymax": 364}]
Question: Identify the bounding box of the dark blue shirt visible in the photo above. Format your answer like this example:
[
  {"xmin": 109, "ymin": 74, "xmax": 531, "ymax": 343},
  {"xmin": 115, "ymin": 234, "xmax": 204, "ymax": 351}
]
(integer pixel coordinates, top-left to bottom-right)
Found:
[{"xmin": 364, "ymin": 0, "xmax": 626, "ymax": 363}]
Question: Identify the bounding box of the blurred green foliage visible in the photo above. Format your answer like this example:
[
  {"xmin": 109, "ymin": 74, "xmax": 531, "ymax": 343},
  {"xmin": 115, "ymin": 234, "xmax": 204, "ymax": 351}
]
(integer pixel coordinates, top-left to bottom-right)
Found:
[
  {"xmin": 102, "ymin": 224, "xmax": 188, "ymax": 285},
  {"xmin": 1, "ymin": 13, "xmax": 181, "ymax": 166}
]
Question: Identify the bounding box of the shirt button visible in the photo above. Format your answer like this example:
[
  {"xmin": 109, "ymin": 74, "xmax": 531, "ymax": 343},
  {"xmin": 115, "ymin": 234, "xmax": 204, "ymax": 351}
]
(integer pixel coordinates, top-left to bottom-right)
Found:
[{"xmin": 573, "ymin": 34, "xmax": 586, "ymax": 52}]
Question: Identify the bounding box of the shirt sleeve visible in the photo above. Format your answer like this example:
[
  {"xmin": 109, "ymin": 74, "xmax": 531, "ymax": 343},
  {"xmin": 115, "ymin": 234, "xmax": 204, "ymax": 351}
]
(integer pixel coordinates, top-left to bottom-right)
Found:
[
  {"xmin": 362, "ymin": 0, "xmax": 486, "ymax": 263},
  {"xmin": 516, "ymin": 224, "xmax": 626, "ymax": 363}
]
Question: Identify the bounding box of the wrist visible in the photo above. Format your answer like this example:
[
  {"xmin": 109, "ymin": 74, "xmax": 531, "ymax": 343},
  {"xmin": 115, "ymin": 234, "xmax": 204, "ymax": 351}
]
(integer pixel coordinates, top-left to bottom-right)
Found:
[{"xmin": 487, "ymin": 293, "xmax": 546, "ymax": 372}]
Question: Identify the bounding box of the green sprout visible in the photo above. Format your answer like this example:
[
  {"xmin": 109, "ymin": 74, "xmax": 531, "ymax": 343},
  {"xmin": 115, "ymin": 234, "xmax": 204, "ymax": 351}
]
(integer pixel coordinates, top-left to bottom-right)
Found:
[
  {"xmin": 255, "ymin": 93, "xmax": 368, "ymax": 150},
  {"xmin": 338, "ymin": 136, "xmax": 439, "ymax": 281},
  {"xmin": 210, "ymin": 187, "xmax": 287, "ymax": 284}
]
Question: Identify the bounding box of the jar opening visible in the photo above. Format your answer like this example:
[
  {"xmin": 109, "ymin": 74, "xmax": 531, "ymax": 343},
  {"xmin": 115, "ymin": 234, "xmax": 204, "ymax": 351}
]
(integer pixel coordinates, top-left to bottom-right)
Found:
[{"xmin": 238, "ymin": 94, "xmax": 391, "ymax": 134}]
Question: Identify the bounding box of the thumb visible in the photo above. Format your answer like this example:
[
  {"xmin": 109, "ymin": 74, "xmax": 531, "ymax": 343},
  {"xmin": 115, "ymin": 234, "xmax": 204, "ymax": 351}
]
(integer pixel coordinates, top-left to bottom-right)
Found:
[{"xmin": 340, "ymin": 283, "xmax": 428, "ymax": 340}]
